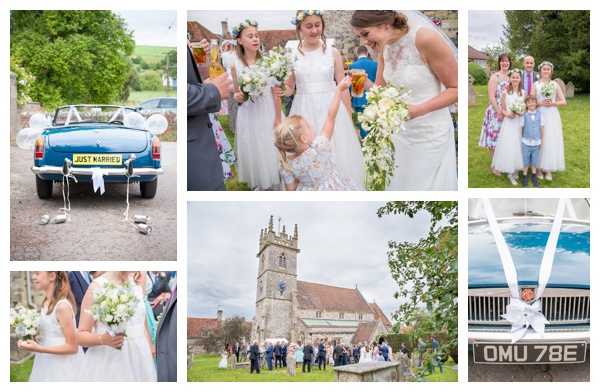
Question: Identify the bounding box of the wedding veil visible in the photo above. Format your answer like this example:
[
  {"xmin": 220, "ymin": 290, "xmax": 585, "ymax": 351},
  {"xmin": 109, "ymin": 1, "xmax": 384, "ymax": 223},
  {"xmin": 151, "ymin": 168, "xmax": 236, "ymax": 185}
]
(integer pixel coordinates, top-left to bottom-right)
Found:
[{"xmin": 399, "ymin": 10, "xmax": 458, "ymax": 61}]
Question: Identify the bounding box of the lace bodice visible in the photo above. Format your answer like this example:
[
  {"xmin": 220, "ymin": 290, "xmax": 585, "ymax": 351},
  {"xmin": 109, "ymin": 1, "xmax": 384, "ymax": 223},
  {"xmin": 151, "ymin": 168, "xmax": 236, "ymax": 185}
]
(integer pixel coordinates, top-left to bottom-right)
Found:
[
  {"xmin": 292, "ymin": 45, "xmax": 335, "ymax": 89},
  {"xmin": 92, "ymin": 276, "xmax": 146, "ymax": 334},
  {"xmin": 383, "ymin": 26, "xmax": 442, "ymax": 104},
  {"xmin": 40, "ymin": 300, "xmax": 75, "ymax": 342}
]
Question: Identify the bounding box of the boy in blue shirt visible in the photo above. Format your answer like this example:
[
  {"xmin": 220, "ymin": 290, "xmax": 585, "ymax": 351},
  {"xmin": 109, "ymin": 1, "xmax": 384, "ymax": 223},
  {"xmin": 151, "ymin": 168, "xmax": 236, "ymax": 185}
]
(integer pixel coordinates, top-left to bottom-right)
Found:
[{"xmin": 521, "ymin": 95, "xmax": 545, "ymax": 187}]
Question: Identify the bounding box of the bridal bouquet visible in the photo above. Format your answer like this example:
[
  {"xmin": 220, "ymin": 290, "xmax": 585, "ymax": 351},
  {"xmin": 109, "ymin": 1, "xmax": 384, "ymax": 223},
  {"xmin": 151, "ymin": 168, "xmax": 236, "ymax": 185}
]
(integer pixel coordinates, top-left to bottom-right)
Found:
[
  {"xmin": 509, "ymin": 99, "xmax": 526, "ymax": 115},
  {"xmin": 85, "ymin": 280, "xmax": 139, "ymax": 349},
  {"xmin": 359, "ymin": 83, "xmax": 411, "ymax": 191},
  {"xmin": 257, "ymin": 46, "xmax": 296, "ymax": 91},
  {"xmin": 237, "ymin": 65, "xmax": 268, "ymax": 105},
  {"xmin": 539, "ymin": 82, "xmax": 556, "ymax": 99},
  {"xmin": 10, "ymin": 305, "xmax": 42, "ymax": 342}
]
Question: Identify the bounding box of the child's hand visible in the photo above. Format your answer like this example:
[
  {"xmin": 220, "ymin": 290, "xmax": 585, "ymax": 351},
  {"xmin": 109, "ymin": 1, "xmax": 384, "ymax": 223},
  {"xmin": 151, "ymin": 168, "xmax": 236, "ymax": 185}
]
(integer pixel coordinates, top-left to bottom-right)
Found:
[{"xmin": 337, "ymin": 76, "xmax": 352, "ymax": 91}]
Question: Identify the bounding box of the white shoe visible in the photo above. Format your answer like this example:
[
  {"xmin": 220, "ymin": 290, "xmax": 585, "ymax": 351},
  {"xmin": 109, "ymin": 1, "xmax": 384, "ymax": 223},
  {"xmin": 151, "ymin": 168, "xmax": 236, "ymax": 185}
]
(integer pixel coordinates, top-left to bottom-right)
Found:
[
  {"xmin": 545, "ymin": 172, "xmax": 553, "ymax": 181},
  {"xmin": 507, "ymin": 173, "xmax": 517, "ymax": 186}
]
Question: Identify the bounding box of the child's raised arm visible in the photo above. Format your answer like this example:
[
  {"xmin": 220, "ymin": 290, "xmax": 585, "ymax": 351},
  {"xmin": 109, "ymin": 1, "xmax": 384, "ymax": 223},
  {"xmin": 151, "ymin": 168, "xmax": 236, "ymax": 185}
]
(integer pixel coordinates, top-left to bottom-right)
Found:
[{"xmin": 321, "ymin": 76, "xmax": 352, "ymax": 141}]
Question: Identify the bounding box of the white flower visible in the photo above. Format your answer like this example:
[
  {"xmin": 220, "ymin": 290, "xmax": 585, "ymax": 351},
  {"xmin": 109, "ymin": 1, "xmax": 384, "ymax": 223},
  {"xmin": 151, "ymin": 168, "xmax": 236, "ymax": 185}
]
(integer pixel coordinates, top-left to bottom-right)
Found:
[{"xmin": 363, "ymin": 106, "xmax": 377, "ymax": 121}]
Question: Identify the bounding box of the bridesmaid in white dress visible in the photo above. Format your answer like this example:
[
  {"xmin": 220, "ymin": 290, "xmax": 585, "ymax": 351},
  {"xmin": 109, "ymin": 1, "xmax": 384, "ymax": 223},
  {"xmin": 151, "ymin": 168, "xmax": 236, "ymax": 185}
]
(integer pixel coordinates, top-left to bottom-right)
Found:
[
  {"xmin": 350, "ymin": 10, "xmax": 458, "ymax": 191},
  {"xmin": 18, "ymin": 271, "xmax": 84, "ymax": 382},
  {"xmin": 275, "ymin": 10, "xmax": 366, "ymax": 187},
  {"xmin": 531, "ymin": 61, "xmax": 566, "ymax": 180},
  {"xmin": 76, "ymin": 271, "xmax": 157, "ymax": 382}
]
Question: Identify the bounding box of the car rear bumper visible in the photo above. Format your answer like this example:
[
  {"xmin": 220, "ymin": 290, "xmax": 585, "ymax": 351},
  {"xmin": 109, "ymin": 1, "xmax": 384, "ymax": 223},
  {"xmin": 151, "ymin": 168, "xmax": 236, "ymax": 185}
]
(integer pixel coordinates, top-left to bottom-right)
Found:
[
  {"xmin": 468, "ymin": 325, "xmax": 590, "ymax": 346},
  {"xmin": 32, "ymin": 165, "xmax": 164, "ymax": 177}
]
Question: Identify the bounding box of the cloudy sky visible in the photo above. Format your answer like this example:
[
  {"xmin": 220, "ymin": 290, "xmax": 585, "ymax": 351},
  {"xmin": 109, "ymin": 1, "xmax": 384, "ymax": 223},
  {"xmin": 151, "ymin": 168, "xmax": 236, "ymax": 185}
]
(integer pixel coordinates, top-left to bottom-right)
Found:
[
  {"xmin": 188, "ymin": 10, "xmax": 297, "ymax": 35},
  {"xmin": 188, "ymin": 201, "xmax": 437, "ymax": 325},
  {"xmin": 115, "ymin": 10, "xmax": 177, "ymax": 47},
  {"xmin": 468, "ymin": 10, "xmax": 507, "ymax": 51}
]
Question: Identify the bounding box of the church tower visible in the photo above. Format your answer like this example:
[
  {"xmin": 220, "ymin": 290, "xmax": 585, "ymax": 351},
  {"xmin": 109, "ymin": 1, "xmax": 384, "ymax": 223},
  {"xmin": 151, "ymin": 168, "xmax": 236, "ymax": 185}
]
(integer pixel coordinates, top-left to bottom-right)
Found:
[{"xmin": 251, "ymin": 216, "xmax": 299, "ymax": 343}]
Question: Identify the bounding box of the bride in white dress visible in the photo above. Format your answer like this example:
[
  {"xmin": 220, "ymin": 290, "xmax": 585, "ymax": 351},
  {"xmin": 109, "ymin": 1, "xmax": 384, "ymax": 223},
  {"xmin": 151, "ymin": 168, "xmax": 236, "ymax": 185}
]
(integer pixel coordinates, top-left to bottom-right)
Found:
[
  {"xmin": 351, "ymin": 10, "xmax": 458, "ymax": 191},
  {"xmin": 275, "ymin": 10, "xmax": 366, "ymax": 187},
  {"xmin": 76, "ymin": 271, "xmax": 157, "ymax": 382}
]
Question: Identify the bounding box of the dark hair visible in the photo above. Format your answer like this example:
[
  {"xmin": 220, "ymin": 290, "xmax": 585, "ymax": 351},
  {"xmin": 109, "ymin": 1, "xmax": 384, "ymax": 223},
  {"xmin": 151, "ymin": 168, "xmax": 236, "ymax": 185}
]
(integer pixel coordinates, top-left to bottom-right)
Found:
[
  {"xmin": 350, "ymin": 11, "xmax": 408, "ymax": 31},
  {"xmin": 497, "ymin": 53, "xmax": 512, "ymax": 71},
  {"xmin": 295, "ymin": 10, "xmax": 326, "ymax": 55},
  {"xmin": 356, "ymin": 45, "xmax": 368, "ymax": 55},
  {"xmin": 235, "ymin": 24, "xmax": 263, "ymax": 67},
  {"xmin": 45, "ymin": 272, "xmax": 78, "ymax": 316}
]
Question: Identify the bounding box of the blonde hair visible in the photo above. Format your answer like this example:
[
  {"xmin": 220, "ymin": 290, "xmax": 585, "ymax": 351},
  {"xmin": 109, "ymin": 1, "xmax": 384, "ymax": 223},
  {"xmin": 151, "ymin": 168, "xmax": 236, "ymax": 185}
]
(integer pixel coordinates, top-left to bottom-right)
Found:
[
  {"xmin": 295, "ymin": 10, "xmax": 327, "ymax": 55},
  {"xmin": 273, "ymin": 115, "xmax": 307, "ymax": 172},
  {"xmin": 44, "ymin": 271, "xmax": 77, "ymax": 316}
]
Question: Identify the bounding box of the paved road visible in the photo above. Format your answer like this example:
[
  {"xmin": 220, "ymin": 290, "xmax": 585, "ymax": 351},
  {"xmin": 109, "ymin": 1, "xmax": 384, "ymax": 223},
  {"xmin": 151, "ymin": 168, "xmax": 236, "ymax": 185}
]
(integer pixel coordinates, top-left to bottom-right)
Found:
[
  {"xmin": 10, "ymin": 143, "xmax": 177, "ymax": 261},
  {"xmin": 468, "ymin": 350, "xmax": 590, "ymax": 382}
]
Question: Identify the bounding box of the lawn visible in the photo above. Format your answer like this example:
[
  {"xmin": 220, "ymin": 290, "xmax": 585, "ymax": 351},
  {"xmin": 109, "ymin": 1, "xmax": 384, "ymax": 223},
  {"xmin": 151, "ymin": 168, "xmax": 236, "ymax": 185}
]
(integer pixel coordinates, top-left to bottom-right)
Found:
[
  {"xmin": 187, "ymin": 353, "xmax": 458, "ymax": 382},
  {"xmin": 468, "ymin": 85, "xmax": 590, "ymax": 188},
  {"xmin": 10, "ymin": 358, "xmax": 33, "ymax": 382}
]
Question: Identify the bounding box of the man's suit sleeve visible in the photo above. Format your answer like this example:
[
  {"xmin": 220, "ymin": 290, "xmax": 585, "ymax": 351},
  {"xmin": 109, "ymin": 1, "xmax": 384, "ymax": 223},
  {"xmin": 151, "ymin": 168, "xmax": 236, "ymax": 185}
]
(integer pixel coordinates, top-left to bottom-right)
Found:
[{"xmin": 187, "ymin": 82, "xmax": 221, "ymax": 116}]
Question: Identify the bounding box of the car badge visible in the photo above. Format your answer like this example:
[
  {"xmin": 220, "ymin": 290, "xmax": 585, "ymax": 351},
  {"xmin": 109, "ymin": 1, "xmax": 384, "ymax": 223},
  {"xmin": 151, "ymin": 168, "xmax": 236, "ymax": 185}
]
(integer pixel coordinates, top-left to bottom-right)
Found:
[
  {"xmin": 519, "ymin": 286, "xmax": 537, "ymax": 303},
  {"xmin": 96, "ymin": 141, "xmax": 101, "ymax": 146}
]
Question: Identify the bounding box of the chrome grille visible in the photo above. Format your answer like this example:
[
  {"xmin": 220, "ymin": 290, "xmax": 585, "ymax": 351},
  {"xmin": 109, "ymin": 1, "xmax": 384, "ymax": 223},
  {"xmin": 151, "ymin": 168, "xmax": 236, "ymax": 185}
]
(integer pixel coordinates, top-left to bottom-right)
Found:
[{"xmin": 468, "ymin": 288, "xmax": 590, "ymax": 324}]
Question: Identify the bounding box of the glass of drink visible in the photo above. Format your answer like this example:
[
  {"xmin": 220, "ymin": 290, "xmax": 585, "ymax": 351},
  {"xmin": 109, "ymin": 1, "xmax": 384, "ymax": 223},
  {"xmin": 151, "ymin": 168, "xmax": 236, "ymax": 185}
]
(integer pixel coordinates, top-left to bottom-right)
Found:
[
  {"xmin": 191, "ymin": 42, "xmax": 208, "ymax": 67},
  {"xmin": 351, "ymin": 69, "xmax": 367, "ymax": 98}
]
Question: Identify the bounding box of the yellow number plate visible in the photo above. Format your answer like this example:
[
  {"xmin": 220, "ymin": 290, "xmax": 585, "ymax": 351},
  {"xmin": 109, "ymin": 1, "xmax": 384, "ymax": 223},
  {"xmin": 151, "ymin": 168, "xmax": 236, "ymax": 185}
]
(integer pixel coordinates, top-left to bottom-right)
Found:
[{"xmin": 72, "ymin": 154, "xmax": 122, "ymax": 165}]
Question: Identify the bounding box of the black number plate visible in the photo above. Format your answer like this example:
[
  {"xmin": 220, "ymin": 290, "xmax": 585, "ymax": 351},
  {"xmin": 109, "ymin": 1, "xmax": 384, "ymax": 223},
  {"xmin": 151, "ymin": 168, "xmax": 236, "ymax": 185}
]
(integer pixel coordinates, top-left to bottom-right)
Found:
[{"xmin": 473, "ymin": 341, "xmax": 587, "ymax": 364}]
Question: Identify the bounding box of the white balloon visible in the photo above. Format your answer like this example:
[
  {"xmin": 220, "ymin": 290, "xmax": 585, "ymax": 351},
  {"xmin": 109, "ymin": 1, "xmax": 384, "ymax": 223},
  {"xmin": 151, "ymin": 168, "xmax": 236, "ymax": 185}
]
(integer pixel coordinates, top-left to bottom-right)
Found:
[
  {"xmin": 16, "ymin": 127, "xmax": 40, "ymax": 150},
  {"xmin": 29, "ymin": 113, "xmax": 49, "ymax": 130},
  {"xmin": 145, "ymin": 114, "xmax": 168, "ymax": 135},
  {"xmin": 123, "ymin": 112, "xmax": 146, "ymax": 129}
]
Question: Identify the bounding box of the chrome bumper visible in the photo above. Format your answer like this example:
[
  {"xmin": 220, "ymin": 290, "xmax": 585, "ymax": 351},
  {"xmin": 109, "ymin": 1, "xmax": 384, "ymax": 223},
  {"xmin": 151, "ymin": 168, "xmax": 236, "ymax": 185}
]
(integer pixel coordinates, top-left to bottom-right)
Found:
[
  {"xmin": 468, "ymin": 325, "xmax": 590, "ymax": 345},
  {"xmin": 32, "ymin": 165, "xmax": 164, "ymax": 176}
]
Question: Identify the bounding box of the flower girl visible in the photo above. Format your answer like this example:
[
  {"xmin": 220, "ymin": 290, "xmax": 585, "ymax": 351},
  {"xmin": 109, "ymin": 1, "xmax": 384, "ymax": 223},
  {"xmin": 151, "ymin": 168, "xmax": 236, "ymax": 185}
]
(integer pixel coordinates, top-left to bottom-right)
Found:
[
  {"xmin": 17, "ymin": 271, "xmax": 84, "ymax": 382},
  {"xmin": 231, "ymin": 19, "xmax": 282, "ymax": 190},
  {"xmin": 491, "ymin": 69, "xmax": 526, "ymax": 185},
  {"xmin": 531, "ymin": 61, "xmax": 566, "ymax": 180},
  {"xmin": 273, "ymin": 76, "xmax": 363, "ymax": 191},
  {"xmin": 76, "ymin": 271, "xmax": 156, "ymax": 381}
]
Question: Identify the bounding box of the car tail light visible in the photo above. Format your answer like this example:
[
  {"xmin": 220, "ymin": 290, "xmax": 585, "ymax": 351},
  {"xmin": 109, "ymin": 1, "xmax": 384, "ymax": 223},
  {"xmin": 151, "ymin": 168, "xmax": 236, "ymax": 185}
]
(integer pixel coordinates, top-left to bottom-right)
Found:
[
  {"xmin": 151, "ymin": 137, "xmax": 161, "ymax": 160},
  {"xmin": 35, "ymin": 136, "xmax": 44, "ymax": 159}
]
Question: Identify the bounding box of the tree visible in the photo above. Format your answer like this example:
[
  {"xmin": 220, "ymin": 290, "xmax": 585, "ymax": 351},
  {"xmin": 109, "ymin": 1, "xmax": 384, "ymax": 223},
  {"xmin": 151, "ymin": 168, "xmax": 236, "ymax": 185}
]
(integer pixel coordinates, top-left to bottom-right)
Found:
[
  {"xmin": 10, "ymin": 10, "xmax": 135, "ymax": 108},
  {"xmin": 196, "ymin": 316, "xmax": 249, "ymax": 354},
  {"xmin": 377, "ymin": 201, "xmax": 458, "ymax": 376},
  {"xmin": 138, "ymin": 70, "xmax": 162, "ymax": 91},
  {"xmin": 503, "ymin": 10, "xmax": 590, "ymax": 92}
]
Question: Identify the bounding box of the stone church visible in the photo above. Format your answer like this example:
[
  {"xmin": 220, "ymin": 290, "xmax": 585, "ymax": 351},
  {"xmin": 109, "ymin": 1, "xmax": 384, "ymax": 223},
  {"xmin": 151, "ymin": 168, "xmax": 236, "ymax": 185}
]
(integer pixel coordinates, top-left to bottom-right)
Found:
[{"xmin": 251, "ymin": 216, "xmax": 391, "ymax": 345}]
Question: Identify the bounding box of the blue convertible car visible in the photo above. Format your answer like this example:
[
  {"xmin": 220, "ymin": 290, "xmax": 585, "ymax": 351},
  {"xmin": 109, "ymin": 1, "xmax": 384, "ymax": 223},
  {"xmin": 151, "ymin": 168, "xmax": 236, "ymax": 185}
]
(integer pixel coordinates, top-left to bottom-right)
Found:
[
  {"xmin": 31, "ymin": 105, "xmax": 164, "ymax": 199},
  {"xmin": 468, "ymin": 198, "xmax": 590, "ymax": 365}
]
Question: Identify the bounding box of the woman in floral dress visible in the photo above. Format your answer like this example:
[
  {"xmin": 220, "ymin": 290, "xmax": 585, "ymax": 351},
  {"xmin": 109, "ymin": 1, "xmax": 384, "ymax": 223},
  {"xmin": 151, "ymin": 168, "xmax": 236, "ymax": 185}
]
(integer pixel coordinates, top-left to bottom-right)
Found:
[{"xmin": 479, "ymin": 53, "xmax": 511, "ymax": 175}]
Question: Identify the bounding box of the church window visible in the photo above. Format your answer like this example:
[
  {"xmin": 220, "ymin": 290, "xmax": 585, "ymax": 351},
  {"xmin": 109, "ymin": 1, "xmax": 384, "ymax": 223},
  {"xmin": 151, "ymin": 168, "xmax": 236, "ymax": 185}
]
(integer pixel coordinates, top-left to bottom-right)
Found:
[
  {"xmin": 316, "ymin": 311, "xmax": 322, "ymax": 318},
  {"xmin": 278, "ymin": 254, "xmax": 287, "ymax": 268},
  {"xmin": 339, "ymin": 312, "xmax": 344, "ymax": 319},
  {"xmin": 358, "ymin": 313, "xmax": 363, "ymax": 320}
]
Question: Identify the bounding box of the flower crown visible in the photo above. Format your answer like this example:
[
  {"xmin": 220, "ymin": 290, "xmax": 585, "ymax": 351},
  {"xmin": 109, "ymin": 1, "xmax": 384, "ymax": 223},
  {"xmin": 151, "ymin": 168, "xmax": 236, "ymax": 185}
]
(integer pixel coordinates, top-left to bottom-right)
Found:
[
  {"xmin": 291, "ymin": 10, "xmax": 324, "ymax": 26},
  {"xmin": 232, "ymin": 19, "xmax": 259, "ymax": 39},
  {"xmin": 507, "ymin": 68, "xmax": 522, "ymax": 76},
  {"xmin": 538, "ymin": 61, "xmax": 554, "ymax": 70}
]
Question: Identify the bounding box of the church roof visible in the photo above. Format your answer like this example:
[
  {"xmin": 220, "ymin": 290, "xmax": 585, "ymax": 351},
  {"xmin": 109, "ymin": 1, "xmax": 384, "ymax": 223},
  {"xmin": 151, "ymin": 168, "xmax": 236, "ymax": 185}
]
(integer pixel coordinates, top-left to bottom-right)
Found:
[
  {"xmin": 297, "ymin": 281, "xmax": 374, "ymax": 313},
  {"xmin": 351, "ymin": 321, "xmax": 380, "ymax": 344},
  {"xmin": 369, "ymin": 302, "xmax": 392, "ymax": 326}
]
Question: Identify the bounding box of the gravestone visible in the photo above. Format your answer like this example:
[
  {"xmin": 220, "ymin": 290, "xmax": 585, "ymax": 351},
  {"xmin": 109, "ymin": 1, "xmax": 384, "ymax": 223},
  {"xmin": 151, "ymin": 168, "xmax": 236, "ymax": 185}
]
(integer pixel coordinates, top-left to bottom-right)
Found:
[
  {"xmin": 565, "ymin": 81, "xmax": 575, "ymax": 98},
  {"xmin": 468, "ymin": 75, "xmax": 477, "ymax": 106},
  {"xmin": 553, "ymin": 78, "xmax": 566, "ymax": 96},
  {"xmin": 333, "ymin": 360, "xmax": 413, "ymax": 382}
]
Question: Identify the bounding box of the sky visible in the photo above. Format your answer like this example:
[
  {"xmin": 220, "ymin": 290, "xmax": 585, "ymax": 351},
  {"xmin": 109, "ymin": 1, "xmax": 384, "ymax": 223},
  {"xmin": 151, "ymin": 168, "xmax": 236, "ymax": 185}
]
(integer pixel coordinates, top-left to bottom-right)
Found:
[
  {"xmin": 468, "ymin": 10, "xmax": 506, "ymax": 51},
  {"xmin": 187, "ymin": 201, "xmax": 437, "ymax": 325},
  {"xmin": 115, "ymin": 10, "xmax": 177, "ymax": 47},
  {"xmin": 188, "ymin": 10, "xmax": 298, "ymax": 35}
]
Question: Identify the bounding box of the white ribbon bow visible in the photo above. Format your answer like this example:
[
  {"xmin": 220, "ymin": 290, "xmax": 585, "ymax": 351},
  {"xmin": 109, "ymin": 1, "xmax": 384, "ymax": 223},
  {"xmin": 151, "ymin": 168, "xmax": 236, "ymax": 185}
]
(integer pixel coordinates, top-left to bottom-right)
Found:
[
  {"xmin": 91, "ymin": 168, "xmax": 109, "ymax": 194},
  {"xmin": 483, "ymin": 198, "xmax": 567, "ymax": 343},
  {"xmin": 502, "ymin": 298, "xmax": 549, "ymax": 343}
]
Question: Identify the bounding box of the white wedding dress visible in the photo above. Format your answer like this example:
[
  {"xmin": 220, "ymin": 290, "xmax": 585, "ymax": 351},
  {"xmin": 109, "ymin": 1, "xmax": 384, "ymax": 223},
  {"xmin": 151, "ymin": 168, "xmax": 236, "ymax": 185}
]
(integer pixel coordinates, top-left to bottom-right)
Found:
[
  {"xmin": 28, "ymin": 300, "xmax": 85, "ymax": 382},
  {"xmin": 79, "ymin": 276, "xmax": 157, "ymax": 382},
  {"xmin": 383, "ymin": 26, "xmax": 458, "ymax": 191},
  {"xmin": 290, "ymin": 45, "xmax": 366, "ymax": 186}
]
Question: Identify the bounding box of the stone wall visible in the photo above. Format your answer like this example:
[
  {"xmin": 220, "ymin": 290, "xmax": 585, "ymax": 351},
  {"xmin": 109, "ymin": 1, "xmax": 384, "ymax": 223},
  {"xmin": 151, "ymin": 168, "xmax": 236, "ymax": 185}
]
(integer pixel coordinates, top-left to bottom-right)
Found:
[
  {"xmin": 10, "ymin": 272, "xmax": 45, "ymax": 363},
  {"xmin": 325, "ymin": 10, "xmax": 458, "ymax": 61},
  {"xmin": 296, "ymin": 308, "xmax": 375, "ymax": 322}
]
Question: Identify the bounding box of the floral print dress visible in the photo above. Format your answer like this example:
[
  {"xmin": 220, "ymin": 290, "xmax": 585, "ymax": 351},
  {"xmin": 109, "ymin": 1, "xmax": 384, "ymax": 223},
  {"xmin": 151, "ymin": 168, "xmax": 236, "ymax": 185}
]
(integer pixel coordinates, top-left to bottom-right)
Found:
[
  {"xmin": 209, "ymin": 113, "xmax": 237, "ymax": 180},
  {"xmin": 479, "ymin": 73, "xmax": 509, "ymax": 149},
  {"xmin": 280, "ymin": 135, "xmax": 364, "ymax": 191}
]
